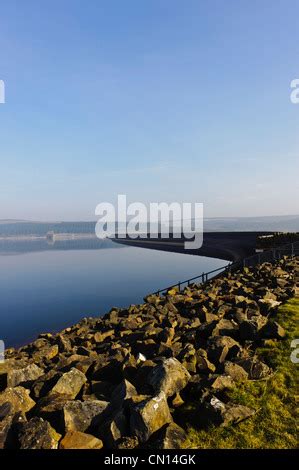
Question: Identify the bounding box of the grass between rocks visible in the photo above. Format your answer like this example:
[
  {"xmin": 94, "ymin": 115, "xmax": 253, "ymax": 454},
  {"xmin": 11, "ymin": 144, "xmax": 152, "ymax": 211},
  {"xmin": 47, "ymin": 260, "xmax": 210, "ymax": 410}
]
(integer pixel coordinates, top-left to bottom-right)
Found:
[{"xmin": 181, "ymin": 297, "xmax": 299, "ymax": 449}]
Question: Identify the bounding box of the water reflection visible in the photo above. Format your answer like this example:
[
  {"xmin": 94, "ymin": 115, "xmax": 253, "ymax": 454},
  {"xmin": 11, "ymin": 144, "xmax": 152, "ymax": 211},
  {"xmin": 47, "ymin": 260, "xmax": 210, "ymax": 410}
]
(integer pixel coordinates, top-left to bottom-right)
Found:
[{"xmin": 0, "ymin": 238, "xmax": 225, "ymax": 348}]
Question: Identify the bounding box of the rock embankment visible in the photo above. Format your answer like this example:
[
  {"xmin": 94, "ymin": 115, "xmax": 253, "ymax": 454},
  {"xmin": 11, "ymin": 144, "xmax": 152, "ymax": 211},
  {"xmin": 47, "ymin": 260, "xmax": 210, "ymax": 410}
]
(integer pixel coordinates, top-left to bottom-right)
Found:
[{"xmin": 0, "ymin": 257, "xmax": 298, "ymax": 449}]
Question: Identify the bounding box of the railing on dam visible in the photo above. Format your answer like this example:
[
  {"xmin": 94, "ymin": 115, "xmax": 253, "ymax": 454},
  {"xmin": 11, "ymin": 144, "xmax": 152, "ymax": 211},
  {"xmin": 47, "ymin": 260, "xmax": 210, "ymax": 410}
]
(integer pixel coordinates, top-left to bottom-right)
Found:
[{"xmin": 152, "ymin": 241, "xmax": 299, "ymax": 296}]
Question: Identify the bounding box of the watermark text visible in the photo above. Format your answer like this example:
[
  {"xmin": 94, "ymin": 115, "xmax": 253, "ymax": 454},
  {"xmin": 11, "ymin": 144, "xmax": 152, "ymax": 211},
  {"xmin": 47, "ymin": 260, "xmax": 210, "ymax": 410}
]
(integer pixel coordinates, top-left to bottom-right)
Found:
[
  {"xmin": 290, "ymin": 79, "xmax": 299, "ymax": 104},
  {"xmin": 95, "ymin": 195, "xmax": 203, "ymax": 249}
]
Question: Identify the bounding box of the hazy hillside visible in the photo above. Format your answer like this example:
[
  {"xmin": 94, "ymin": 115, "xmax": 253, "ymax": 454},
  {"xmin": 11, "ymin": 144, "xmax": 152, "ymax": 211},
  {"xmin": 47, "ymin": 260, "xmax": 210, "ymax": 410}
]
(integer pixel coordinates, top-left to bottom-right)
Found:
[{"xmin": 0, "ymin": 215, "xmax": 298, "ymax": 237}]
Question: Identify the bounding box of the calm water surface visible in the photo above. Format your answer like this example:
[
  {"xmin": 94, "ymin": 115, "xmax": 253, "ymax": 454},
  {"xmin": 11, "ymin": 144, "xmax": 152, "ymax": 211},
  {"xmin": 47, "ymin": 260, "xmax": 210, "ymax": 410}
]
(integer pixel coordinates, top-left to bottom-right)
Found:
[{"xmin": 0, "ymin": 239, "xmax": 225, "ymax": 347}]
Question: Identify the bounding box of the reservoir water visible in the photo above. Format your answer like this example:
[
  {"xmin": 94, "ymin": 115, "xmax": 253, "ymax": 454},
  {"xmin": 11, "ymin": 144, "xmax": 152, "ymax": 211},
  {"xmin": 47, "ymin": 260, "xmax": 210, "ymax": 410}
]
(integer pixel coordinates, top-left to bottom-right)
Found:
[{"xmin": 0, "ymin": 238, "xmax": 225, "ymax": 348}]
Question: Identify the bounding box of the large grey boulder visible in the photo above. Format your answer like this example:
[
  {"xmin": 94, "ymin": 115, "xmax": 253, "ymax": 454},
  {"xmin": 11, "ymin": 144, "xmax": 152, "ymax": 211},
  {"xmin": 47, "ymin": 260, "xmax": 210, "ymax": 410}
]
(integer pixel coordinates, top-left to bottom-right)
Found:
[
  {"xmin": 63, "ymin": 399, "xmax": 109, "ymax": 432},
  {"xmin": 147, "ymin": 358, "xmax": 190, "ymax": 398},
  {"xmin": 7, "ymin": 364, "xmax": 44, "ymax": 388},
  {"xmin": 49, "ymin": 368, "xmax": 87, "ymax": 399},
  {"xmin": 130, "ymin": 391, "xmax": 172, "ymax": 442}
]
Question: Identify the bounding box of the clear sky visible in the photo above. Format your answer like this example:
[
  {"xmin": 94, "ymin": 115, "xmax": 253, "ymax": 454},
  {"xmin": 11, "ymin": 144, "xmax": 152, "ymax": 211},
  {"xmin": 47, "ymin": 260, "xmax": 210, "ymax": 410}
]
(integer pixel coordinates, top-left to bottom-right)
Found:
[{"xmin": 0, "ymin": 0, "xmax": 298, "ymax": 221}]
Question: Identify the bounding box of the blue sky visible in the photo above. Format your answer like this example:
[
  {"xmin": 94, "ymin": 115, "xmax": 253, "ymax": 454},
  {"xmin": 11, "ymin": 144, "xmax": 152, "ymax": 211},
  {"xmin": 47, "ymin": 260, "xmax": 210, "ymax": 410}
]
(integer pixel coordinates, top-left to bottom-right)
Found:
[{"xmin": 0, "ymin": 0, "xmax": 298, "ymax": 220}]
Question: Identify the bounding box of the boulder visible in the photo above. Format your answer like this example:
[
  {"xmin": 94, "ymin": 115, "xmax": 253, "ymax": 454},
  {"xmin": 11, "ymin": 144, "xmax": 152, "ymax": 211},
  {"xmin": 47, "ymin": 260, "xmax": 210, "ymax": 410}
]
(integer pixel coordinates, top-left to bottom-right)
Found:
[
  {"xmin": 150, "ymin": 423, "xmax": 187, "ymax": 449},
  {"xmin": 49, "ymin": 368, "xmax": 87, "ymax": 399},
  {"xmin": 129, "ymin": 391, "xmax": 172, "ymax": 442},
  {"xmin": 207, "ymin": 336, "xmax": 241, "ymax": 364},
  {"xmin": 0, "ymin": 387, "xmax": 35, "ymax": 414},
  {"xmin": 94, "ymin": 330, "xmax": 114, "ymax": 343},
  {"xmin": 18, "ymin": 417, "xmax": 61, "ymax": 449},
  {"xmin": 147, "ymin": 358, "xmax": 190, "ymax": 398},
  {"xmin": 204, "ymin": 397, "xmax": 255, "ymax": 426},
  {"xmin": 222, "ymin": 361, "xmax": 248, "ymax": 382},
  {"xmin": 237, "ymin": 358, "xmax": 271, "ymax": 380},
  {"xmin": 209, "ymin": 374, "xmax": 234, "ymax": 391},
  {"xmin": 63, "ymin": 400, "xmax": 109, "ymax": 432},
  {"xmin": 33, "ymin": 344, "xmax": 59, "ymax": 363},
  {"xmin": 60, "ymin": 430, "xmax": 103, "ymax": 449},
  {"xmin": 7, "ymin": 364, "xmax": 44, "ymax": 388}
]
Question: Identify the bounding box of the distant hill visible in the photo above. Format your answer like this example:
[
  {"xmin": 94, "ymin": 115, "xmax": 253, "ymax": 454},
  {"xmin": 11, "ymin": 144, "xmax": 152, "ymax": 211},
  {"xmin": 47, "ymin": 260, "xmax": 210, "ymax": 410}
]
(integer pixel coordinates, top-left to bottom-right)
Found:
[
  {"xmin": 203, "ymin": 215, "xmax": 299, "ymax": 232},
  {"xmin": 0, "ymin": 215, "xmax": 298, "ymax": 236}
]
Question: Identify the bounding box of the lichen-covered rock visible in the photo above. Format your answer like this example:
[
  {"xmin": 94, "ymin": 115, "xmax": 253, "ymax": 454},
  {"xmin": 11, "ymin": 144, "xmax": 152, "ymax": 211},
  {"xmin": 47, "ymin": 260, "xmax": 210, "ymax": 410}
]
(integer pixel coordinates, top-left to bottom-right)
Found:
[
  {"xmin": 0, "ymin": 387, "xmax": 35, "ymax": 414},
  {"xmin": 130, "ymin": 391, "xmax": 172, "ymax": 442},
  {"xmin": 63, "ymin": 400, "xmax": 109, "ymax": 432},
  {"xmin": 18, "ymin": 417, "xmax": 61, "ymax": 449},
  {"xmin": 222, "ymin": 361, "xmax": 248, "ymax": 381},
  {"xmin": 33, "ymin": 344, "xmax": 59, "ymax": 363},
  {"xmin": 204, "ymin": 397, "xmax": 255, "ymax": 426},
  {"xmin": 209, "ymin": 374, "xmax": 234, "ymax": 391},
  {"xmin": 147, "ymin": 358, "xmax": 190, "ymax": 398},
  {"xmin": 7, "ymin": 364, "xmax": 44, "ymax": 388},
  {"xmin": 49, "ymin": 368, "xmax": 87, "ymax": 399},
  {"xmin": 237, "ymin": 357, "xmax": 271, "ymax": 380}
]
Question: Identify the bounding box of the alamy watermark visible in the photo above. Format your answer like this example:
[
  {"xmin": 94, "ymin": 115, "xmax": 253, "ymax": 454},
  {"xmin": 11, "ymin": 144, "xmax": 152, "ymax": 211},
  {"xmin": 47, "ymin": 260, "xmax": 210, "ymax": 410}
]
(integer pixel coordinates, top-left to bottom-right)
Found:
[
  {"xmin": 0, "ymin": 340, "xmax": 4, "ymax": 363},
  {"xmin": 95, "ymin": 195, "xmax": 203, "ymax": 249},
  {"xmin": 290, "ymin": 78, "xmax": 299, "ymax": 104},
  {"xmin": 290, "ymin": 339, "xmax": 299, "ymax": 364},
  {"xmin": 0, "ymin": 80, "xmax": 5, "ymax": 104}
]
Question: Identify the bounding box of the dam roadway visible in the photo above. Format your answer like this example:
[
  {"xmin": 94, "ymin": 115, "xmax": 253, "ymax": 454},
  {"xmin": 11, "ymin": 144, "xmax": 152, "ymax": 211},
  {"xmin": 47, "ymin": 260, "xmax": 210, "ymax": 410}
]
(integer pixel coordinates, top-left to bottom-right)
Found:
[{"xmin": 113, "ymin": 231, "xmax": 271, "ymax": 262}]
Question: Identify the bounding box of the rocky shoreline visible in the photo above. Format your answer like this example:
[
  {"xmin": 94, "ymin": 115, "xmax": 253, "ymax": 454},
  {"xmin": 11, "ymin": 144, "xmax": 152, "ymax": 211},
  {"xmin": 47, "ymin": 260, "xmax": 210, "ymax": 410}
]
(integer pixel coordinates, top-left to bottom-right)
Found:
[{"xmin": 0, "ymin": 256, "xmax": 298, "ymax": 449}]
